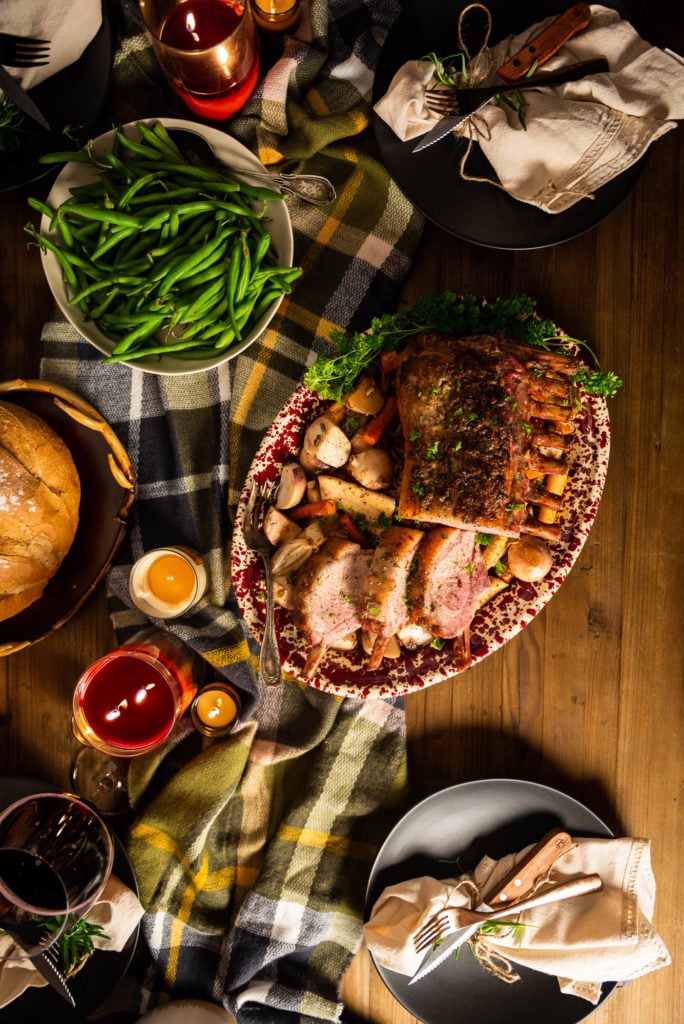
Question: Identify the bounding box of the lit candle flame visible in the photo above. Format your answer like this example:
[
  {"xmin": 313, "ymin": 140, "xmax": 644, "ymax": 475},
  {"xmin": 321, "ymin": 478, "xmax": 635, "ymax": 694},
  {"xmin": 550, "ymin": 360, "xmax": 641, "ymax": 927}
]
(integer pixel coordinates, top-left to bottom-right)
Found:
[{"xmin": 185, "ymin": 11, "xmax": 200, "ymax": 44}]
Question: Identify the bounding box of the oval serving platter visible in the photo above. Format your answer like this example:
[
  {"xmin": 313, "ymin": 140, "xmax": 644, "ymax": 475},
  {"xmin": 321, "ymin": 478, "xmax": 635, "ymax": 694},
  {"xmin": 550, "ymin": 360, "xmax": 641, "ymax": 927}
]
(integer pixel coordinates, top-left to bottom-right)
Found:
[{"xmin": 231, "ymin": 342, "xmax": 610, "ymax": 699}]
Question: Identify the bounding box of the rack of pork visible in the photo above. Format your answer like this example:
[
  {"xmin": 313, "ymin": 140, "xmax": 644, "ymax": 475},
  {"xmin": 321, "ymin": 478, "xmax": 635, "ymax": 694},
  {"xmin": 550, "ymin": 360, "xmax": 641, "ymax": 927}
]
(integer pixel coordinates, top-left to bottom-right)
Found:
[{"xmin": 262, "ymin": 331, "xmax": 581, "ymax": 678}]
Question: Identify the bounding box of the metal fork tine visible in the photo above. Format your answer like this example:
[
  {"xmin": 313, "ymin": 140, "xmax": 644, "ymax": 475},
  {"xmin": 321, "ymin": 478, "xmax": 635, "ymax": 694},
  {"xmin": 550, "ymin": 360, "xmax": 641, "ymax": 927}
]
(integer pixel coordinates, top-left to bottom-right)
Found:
[
  {"xmin": 413, "ymin": 911, "xmax": 450, "ymax": 952},
  {"xmin": 425, "ymin": 97, "xmax": 462, "ymax": 115},
  {"xmin": 242, "ymin": 478, "xmax": 282, "ymax": 686},
  {"xmin": 0, "ymin": 34, "xmax": 51, "ymax": 45},
  {"xmin": 0, "ymin": 33, "xmax": 51, "ymax": 68}
]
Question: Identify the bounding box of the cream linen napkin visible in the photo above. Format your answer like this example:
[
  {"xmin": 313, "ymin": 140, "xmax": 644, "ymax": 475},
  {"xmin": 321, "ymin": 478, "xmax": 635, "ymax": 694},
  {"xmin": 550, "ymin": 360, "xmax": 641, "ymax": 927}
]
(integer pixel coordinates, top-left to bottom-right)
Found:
[
  {"xmin": 0, "ymin": 0, "xmax": 102, "ymax": 93},
  {"xmin": 373, "ymin": 4, "xmax": 684, "ymax": 213},
  {"xmin": 364, "ymin": 837, "xmax": 671, "ymax": 1004},
  {"xmin": 0, "ymin": 875, "xmax": 145, "ymax": 1009}
]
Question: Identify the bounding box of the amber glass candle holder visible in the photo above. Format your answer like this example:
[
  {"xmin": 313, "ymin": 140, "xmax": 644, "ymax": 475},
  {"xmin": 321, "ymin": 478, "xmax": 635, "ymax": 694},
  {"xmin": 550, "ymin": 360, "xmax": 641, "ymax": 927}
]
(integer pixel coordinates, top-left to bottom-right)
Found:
[
  {"xmin": 191, "ymin": 681, "xmax": 243, "ymax": 737},
  {"xmin": 252, "ymin": 0, "xmax": 300, "ymax": 34}
]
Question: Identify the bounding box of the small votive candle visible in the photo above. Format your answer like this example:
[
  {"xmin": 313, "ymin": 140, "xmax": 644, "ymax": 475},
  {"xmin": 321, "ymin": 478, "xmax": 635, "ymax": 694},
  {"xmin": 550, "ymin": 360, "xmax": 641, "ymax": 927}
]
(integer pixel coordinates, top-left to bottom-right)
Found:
[
  {"xmin": 129, "ymin": 546, "xmax": 207, "ymax": 619},
  {"xmin": 191, "ymin": 682, "xmax": 242, "ymax": 736},
  {"xmin": 252, "ymin": 0, "xmax": 300, "ymax": 34}
]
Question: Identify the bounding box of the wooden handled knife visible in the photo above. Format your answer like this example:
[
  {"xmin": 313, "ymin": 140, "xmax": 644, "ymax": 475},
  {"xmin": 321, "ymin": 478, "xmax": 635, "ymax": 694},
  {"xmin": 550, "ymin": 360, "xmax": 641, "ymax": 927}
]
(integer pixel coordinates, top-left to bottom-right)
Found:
[{"xmin": 497, "ymin": 2, "xmax": 592, "ymax": 81}]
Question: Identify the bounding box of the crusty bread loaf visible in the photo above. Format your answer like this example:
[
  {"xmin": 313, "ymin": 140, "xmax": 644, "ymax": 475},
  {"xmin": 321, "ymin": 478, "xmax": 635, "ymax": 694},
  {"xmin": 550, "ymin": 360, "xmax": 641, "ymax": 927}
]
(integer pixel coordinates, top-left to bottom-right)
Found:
[{"xmin": 0, "ymin": 401, "xmax": 81, "ymax": 622}]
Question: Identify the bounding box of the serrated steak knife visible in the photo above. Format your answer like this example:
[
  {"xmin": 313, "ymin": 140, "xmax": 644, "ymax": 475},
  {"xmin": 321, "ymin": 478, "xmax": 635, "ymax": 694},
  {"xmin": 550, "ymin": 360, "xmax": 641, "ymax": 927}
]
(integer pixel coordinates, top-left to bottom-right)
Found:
[
  {"xmin": 34, "ymin": 951, "xmax": 76, "ymax": 1005},
  {"xmin": 408, "ymin": 827, "xmax": 573, "ymax": 985}
]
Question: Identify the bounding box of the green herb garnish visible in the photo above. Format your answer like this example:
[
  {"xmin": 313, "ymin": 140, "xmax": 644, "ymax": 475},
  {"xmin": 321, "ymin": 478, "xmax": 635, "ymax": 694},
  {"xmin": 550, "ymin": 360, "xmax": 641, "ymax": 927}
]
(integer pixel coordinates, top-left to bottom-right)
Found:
[
  {"xmin": 41, "ymin": 916, "xmax": 110, "ymax": 976},
  {"xmin": 304, "ymin": 293, "xmax": 621, "ymax": 402}
]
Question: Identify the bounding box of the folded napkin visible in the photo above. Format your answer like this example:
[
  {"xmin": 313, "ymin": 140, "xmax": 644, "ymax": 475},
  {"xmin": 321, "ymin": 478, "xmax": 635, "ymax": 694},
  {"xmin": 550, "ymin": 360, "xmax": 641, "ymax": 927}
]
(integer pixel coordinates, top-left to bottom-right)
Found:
[
  {"xmin": 0, "ymin": 0, "xmax": 102, "ymax": 94},
  {"xmin": 364, "ymin": 836, "xmax": 671, "ymax": 1004},
  {"xmin": 38, "ymin": 0, "xmax": 420, "ymax": 1021},
  {"xmin": 0, "ymin": 874, "xmax": 145, "ymax": 1009},
  {"xmin": 374, "ymin": 4, "xmax": 684, "ymax": 213}
]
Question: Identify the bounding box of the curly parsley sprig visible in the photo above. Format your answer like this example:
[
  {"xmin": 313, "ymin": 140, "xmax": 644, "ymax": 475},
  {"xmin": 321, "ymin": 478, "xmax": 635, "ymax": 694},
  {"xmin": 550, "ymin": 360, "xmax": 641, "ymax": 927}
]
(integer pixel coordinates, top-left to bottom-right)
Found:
[{"xmin": 304, "ymin": 293, "xmax": 622, "ymax": 402}]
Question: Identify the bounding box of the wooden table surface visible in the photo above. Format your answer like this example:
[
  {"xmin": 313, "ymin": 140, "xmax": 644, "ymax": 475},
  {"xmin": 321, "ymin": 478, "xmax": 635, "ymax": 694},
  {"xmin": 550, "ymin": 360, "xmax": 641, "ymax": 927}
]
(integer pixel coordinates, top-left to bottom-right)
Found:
[{"xmin": 1, "ymin": 3, "xmax": 682, "ymax": 1022}]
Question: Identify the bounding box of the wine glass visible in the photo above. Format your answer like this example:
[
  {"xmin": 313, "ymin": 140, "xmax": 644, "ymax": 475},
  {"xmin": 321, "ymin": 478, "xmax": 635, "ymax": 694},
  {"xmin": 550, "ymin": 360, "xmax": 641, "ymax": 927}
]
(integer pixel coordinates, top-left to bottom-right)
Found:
[
  {"xmin": 71, "ymin": 628, "xmax": 202, "ymax": 813},
  {"xmin": 0, "ymin": 793, "xmax": 113, "ymax": 962}
]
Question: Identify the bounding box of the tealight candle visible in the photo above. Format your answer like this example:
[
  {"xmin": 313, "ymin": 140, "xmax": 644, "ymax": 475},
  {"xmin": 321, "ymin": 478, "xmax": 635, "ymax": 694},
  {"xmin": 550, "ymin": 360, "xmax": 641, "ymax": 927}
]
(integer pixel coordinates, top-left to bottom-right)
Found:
[
  {"xmin": 252, "ymin": 0, "xmax": 300, "ymax": 34},
  {"xmin": 191, "ymin": 682, "xmax": 242, "ymax": 736},
  {"xmin": 129, "ymin": 547, "xmax": 207, "ymax": 619}
]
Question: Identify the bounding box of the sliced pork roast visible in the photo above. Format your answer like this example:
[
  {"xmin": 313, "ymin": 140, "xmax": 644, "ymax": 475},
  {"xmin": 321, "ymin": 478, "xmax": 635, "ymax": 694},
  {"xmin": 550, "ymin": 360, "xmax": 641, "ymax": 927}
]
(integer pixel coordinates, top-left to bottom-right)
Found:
[
  {"xmin": 292, "ymin": 536, "xmax": 371, "ymax": 677},
  {"xmin": 395, "ymin": 332, "xmax": 579, "ymax": 539},
  {"xmin": 360, "ymin": 525, "xmax": 424, "ymax": 670},
  {"xmin": 407, "ymin": 526, "xmax": 490, "ymax": 667}
]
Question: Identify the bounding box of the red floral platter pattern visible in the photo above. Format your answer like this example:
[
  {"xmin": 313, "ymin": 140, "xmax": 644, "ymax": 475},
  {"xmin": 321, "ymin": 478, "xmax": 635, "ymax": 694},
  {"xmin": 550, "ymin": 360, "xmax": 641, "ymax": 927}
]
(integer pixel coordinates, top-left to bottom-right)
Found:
[{"xmin": 231, "ymin": 371, "xmax": 610, "ymax": 699}]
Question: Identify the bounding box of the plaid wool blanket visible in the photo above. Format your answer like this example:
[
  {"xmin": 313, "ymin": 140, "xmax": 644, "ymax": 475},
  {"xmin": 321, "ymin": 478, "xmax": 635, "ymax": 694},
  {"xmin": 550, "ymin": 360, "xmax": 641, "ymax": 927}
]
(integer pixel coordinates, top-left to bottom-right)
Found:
[{"xmin": 37, "ymin": 0, "xmax": 425, "ymax": 1020}]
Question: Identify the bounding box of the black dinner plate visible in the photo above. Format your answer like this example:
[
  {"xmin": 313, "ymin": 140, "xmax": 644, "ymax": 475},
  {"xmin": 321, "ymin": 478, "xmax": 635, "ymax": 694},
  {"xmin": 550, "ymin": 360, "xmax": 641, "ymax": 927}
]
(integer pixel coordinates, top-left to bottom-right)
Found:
[
  {"xmin": 365, "ymin": 779, "xmax": 617, "ymax": 1024},
  {"xmin": 0, "ymin": 776, "xmax": 140, "ymax": 1023},
  {"xmin": 0, "ymin": 0, "xmax": 113, "ymax": 193},
  {"xmin": 371, "ymin": 0, "xmax": 647, "ymax": 249}
]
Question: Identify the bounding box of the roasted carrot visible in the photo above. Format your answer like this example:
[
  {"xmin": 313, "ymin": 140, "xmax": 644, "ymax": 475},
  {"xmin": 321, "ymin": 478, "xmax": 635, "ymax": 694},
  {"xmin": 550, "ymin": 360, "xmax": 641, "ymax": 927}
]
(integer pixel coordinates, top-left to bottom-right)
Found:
[
  {"xmin": 339, "ymin": 511, "xmax": 372, "ymax": 547},
  {"xmin": 362, "ymin": 395, "xmax": 398, "ymax": 446},
  {"xmin": 289, "ymin": 498, "xmax": 337, "ymax": 521}
]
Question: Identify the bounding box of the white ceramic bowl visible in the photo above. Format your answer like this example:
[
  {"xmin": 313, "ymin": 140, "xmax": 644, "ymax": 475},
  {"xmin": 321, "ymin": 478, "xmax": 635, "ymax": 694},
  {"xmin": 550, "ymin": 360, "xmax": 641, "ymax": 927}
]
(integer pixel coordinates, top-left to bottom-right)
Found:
[{"xmin": 39, "ymin": 117, "xmax": 294, "ymax": 375}]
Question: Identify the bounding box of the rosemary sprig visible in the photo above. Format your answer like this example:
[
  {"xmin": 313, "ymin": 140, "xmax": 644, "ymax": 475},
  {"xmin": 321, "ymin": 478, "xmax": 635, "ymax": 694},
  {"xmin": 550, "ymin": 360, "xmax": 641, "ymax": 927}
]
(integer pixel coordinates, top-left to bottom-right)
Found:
[{"xmin": 42, "ymin": 916, "xmax": 110, "ymax": 976}]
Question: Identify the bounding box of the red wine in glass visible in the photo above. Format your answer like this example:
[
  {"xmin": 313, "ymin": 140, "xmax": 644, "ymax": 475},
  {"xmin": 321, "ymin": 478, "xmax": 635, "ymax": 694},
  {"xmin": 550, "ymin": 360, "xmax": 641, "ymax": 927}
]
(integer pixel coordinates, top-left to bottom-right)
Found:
[
  {"xmin": 0, "ymin": 794, "xmax": 114, "ymax": 958},
  {"xmin": 0, "ymin": 848, "xmax": 70, "ymax": 957}
]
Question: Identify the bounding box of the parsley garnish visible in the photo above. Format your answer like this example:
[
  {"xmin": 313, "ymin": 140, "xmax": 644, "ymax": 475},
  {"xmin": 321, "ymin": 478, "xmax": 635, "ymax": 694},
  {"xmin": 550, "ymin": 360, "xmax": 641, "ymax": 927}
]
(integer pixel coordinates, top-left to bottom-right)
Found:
[{"xmin": 303, "ymin": 293, "xmax": 622, "ymax": 401}]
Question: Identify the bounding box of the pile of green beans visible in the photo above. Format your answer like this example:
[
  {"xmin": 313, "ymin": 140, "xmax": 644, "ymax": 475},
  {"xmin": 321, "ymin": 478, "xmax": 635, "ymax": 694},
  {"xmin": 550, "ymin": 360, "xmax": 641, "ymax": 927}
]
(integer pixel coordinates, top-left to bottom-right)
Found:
[{"xmin": 25, "ymin": 121, "xmax": 302, "ymax": 366}]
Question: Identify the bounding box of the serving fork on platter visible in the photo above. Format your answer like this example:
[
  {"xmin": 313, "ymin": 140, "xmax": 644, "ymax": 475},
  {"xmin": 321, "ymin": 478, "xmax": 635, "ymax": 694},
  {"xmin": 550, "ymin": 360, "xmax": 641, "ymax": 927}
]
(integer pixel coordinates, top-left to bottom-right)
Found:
[
  {"xmin": 0, "ymin": 33, "xmax": 50, "ymax": 67},
  {"xmin": 242, "ymin": 481, "xmax": 282, "ymax": 687}
]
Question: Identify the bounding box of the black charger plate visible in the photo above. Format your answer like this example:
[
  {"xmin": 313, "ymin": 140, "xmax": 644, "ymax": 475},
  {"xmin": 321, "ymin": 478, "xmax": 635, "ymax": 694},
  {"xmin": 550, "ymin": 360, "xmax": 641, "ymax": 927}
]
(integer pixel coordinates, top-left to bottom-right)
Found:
[
  {"xmin": 0, "ymin": 0, "xmax": 113, "ymax": 193},
  {"xmin": 365, "ymin": 779, "xmax": 616, "ymax": 1024},
  {"xmin": 372, "ymin": 0, "xmax": 647, "ymax": 249},
  {"xmin": 0, "ymin": 776, "xmax": 140, "ymax": 1023}
]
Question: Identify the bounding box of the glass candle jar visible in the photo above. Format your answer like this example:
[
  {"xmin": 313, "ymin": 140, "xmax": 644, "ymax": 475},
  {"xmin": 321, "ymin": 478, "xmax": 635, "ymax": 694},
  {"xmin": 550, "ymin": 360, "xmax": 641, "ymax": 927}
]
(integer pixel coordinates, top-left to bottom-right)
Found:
[
  {"xmin": 139, "ymin": 0, "xmax": 261, "ymax": 119},
  {"xmin": 252, "ymin": 0, "xmax": 300, "ymax": 33},
  {"xmin": 191, "ymin": 681, "xmax": 242, "ymax": 737},
  {"xmin": 129, "ymin": 546, "xmax": 207, "ymax": 619}
]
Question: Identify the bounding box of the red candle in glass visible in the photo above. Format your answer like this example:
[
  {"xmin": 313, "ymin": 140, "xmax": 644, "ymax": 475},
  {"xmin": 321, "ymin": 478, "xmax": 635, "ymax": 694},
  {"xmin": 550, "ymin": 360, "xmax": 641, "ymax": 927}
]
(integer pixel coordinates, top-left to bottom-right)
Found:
[
  {"xmin": 140, "ymin": 0, "xmax": 260, "ymax": 119},
  {"xmin": 72, "ymin": 629, "xmax": 199, "ymax": 756}
]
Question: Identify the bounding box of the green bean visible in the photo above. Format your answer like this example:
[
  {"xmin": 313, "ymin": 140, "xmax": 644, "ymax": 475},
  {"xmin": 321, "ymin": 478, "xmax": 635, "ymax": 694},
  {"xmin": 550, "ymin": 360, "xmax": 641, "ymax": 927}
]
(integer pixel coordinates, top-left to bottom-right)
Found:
[
  {"xmin": 56, "ymin": 204, "xmax": 143, "ymax": 228},
  {"xmin": 110, "ymin": 317, "xmax": 166, "ymax": 355},
  {"xmin": 70, "ymin": 275, "xmax": 147, "ymax": 305},
  {"xmin": 90, "ymin": 287, "xmax": 120, "ymax": 319},
  {"xmin": 182, "ymin": 261, "xmax": 230, "ymax": 291},
  {"xmin": 26, "ymin": 119, "xmax": 302, "ymax": 364},
  {"xmin": 251, "ymin": 287, "xmax": 285, "ymax": 324},
  {"xmin": 103, "ymin": 337, "xmax": 212, "ymax": 364},
  {"xmin": 158, "ymin": 229, "xmax": 232, "ymax": 297},
  {"xmin": 91, "ymin": 226, "xmax": 139, "ymax": 261},
  {"xmin": 118, "ymin": 172, "xmax": 158, "ymax": 208},
  {"xmin": 38, "ymin": 150, "xmax": 100, "ymax": 165},
  {"xmin": 226, "ymin": 239, "xmax": 242, "ymax": 339},
  {"xmin": 138, "ymin": 121, "xmax": 179, "ymax": 160}
]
